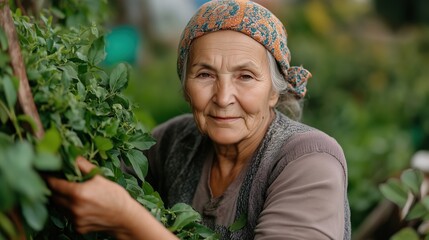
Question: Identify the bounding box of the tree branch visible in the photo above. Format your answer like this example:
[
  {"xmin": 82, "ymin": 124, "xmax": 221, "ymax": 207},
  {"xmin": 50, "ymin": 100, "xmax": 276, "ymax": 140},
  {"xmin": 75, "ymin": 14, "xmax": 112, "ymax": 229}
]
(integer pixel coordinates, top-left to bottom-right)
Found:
[{"xmin": 0, "ymin": 0, "xmax": 44, "ymax": 139}]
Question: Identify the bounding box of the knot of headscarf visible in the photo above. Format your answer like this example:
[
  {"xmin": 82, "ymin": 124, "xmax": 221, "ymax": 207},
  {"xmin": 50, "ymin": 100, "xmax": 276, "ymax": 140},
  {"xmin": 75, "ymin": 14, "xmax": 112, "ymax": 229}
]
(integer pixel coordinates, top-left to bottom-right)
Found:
[
  {"xmin": 286, "ymin": 66, "xmax": 312, "ymax": 98},
  {"xmin": 177, "ymin": 0, "xmax": 312, "ymax": 99}
]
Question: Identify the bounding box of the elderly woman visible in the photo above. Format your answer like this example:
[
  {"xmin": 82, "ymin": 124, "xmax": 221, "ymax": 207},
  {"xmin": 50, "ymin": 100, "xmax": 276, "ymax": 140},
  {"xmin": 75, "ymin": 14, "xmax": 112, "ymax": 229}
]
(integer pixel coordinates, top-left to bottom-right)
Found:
[{"xmin": 48, "ymin": 0, "xmax": 351, "ymax": 239}]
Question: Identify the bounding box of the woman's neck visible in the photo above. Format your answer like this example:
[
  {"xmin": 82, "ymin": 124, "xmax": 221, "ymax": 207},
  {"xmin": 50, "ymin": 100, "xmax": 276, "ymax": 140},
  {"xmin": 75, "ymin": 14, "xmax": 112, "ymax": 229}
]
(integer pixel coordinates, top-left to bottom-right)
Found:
[
  {"xmin": 209, "ymin": 111, "xmax": 275, "ymax": 197},
  {"xmin": 212, "ymin": 110, "xmax": 275, "ymax": 168}
]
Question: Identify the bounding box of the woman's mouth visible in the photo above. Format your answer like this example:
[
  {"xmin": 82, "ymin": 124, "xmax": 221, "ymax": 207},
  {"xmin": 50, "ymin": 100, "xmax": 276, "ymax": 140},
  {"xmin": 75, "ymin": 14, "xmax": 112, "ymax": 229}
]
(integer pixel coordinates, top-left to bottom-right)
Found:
[{"xmin": 210, "ymin": 115, "xmax": 240, "ymax": 122}]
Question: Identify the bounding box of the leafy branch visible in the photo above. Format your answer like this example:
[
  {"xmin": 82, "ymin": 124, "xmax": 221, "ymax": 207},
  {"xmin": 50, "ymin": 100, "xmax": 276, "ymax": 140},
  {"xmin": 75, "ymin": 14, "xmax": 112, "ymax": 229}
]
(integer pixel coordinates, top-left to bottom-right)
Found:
[
  {"xmin": 0, "ymin": 6, "xmax": 217, "ymax": 240},
  {"xmin": 380, "ymin": 151, "xmax": 429, "ymax": 240}
]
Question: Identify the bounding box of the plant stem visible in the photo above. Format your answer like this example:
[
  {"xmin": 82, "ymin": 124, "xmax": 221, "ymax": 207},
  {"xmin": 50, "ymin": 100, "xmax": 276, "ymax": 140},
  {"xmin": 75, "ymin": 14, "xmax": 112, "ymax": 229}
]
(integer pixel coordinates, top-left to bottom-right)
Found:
[{"xmin": 0, "ymin": 100, "xmax": 22, "ymax": 140}]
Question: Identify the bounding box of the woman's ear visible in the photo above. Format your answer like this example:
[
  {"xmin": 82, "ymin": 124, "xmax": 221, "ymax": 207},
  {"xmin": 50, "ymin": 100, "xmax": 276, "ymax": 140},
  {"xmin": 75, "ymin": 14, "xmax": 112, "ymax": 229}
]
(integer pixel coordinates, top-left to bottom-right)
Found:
[{"xmin": 268, "ymin": 90, "xmax": 280, "ymax": 108}]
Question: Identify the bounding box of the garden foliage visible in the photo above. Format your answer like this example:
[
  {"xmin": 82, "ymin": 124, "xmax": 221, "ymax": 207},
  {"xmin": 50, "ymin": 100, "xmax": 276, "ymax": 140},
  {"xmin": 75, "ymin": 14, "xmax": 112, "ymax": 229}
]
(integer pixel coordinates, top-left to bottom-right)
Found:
[
  {"xmin": 380, "ymin": 168, "xmax": 429, "ymax": 239},
  {"xmin": 0, "ymin": 7, "xmax": 216, "ymax": 240}
]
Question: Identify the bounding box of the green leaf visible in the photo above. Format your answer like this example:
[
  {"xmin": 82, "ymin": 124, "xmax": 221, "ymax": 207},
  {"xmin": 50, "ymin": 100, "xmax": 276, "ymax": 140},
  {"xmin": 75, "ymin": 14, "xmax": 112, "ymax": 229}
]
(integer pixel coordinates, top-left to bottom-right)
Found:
[
  {"xmin": 94, "ymin": 136, "xmax": 113, "ymax": 159},
  {"xmin": 111, "ymin": 94, "xmax": 130, "ymax": 109},
  {"xmin": 109, "ymin": 63, "xmax": 128, "ymax": 92},
  {"xmin": 9, "ymin": 141, "xmax": 34, "ymax": 169},
  {"xmin": 26, "ymin": 68, "xmax": 41, "ymax": 81},
  {"xmin": 50, "ymin": 214, "xmax": 65, "ymax": 229},
  {"xmin": 46, "ymin": 38, "xmax": 54, "ymax": 52},
  {"xmin": 94, "ymin": 136, "xmax": 113, "ymax": 151},
  {"xmin": 92, "ymin": 101, "xmax": 110, "ymax": 116},
  {"xmin": 129, "ymin": 132, "xmax": 156, "ymax": 151},
  {"xmin": 422, "ymin": 196, "xmax": 429, "ymax": 210},
  {"xmin": 37, "ymin": 127, "xmax": 61, "ymax": 154},
  {"xmin": 170, "ymin": 203, "xmax": 198, "ymax": 214},
  {"xmin": 60, "ymin": 64, "xmax": 78, "ymax": 89},
  {"xmin": 137, "ymin": 195, "xmax": 161, "ymax": 210},
  {"xmin": 34, "ymin": 152, "xmax": 62, "ymax": 171},
  {"xmin": 2, "ymin": 75, "xmax": 17, "ymax": 109},
  {"xmin": 87, "ymin": 36, "xmax": 105, "ymax": 65},
  {"xmin": 0, "ymin": 52, "xmax": 11, "ymax": 67},
  {"xmin": 229, "ymin": 213, "xmax": 247, "ymax": 232},
  {"xmin": 109, "ymin": 149, "xmax": 121, "ymax": 168},
  {"xmin": 105, "ymin": 119, "xmax": 119, "ymax": 137},
  {"xmin": 65, "ymin": 108, "xmax": 86, "ymax": 130},
  {"xmin": 0, "ymin": 212, "xmax": 16, "ymax": 240},
  {"xmin": 405, "ymin": 202, "xmax": 427, "ymax": 221},
  {"xmin": 81, "ymin": 167, "xmax": 103, "ymax": 182},
  {"xmin": 194, "ymin": 224, "xmax": 218, "ymax": 238},
  {"xmin": 100, "ymin": 167, "xmax": 114, "ymax": 178},
  {"xmin": 50, "ymin": 7, "xmax": 65, "ymax": 19},
  {"xmin": 125, "ymin": 149, "xmax": 148, "ymax": 182},
  {"xmin": 169, "ymin": 203, "xmax": 201, "ymax": 232},
  {"xmin": 21, "ymin": 200, "xmax": 48, "ymax": 231},
  {"xmin": 0, "ymin": 100, "xmax": 8, "ymax": 124},
  {"xmin": 0, "ymin": 178, "xmax": 15, "ymax": 211},
  {"xmin": 424, "ymin": 212, "xmax": 429, "ymax": 221},
  {"xmin": 379, "ymin": 179, "xmax": 408, "ymax": 208},
  {"xmin": 390, "ymin": 227, "xmax": 419, "ymax": 240},
  {"xmin": 0, "ymin": 132, "xmax": 12, "ymax": 145},
  {"xmin": 142, "ymin": 181, "xmax": 154, "ymax": 195},
  {"xmin": 64, "ymin": 129, "xmax": 83, "ymax": 147},
  {"xmin": 0, "ymin": 28, "xmax": 8, "ymax": 51},
  {"xmin": 7, "ymin": 169, "xmax": 47, "ymax": 201},
  {"xmin": 2, "ymin": 142, "xmax": 48, "ymax": 199},
  {"xmin": 77, "ymin": 81, "xmax": 86, "ymax": 99},
  {"xmin": 76, "ymin": 51, "xmax": 88, "ymax": 62},
  {"xmin": 400, "ymin": 169, "xmax": 423, "ymax": 196},
  {"xmin": 91, "ymin": 25, "xmax": 99, "ymax": 38},
  {"xmin": 17, "ymin": 114, "xmax": 38, "ymax": 134},
  {"xmin": 125, "ymin": 179, "xmax": 144, "ymax": 199}
]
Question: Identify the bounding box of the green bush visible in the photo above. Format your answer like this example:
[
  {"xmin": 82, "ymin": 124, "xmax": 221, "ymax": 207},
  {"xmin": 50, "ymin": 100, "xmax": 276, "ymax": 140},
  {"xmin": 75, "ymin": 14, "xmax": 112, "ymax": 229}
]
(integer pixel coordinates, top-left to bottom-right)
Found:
[{"xmin": 0, "ymin": 5, "xmax": 216, "ymax": 240}]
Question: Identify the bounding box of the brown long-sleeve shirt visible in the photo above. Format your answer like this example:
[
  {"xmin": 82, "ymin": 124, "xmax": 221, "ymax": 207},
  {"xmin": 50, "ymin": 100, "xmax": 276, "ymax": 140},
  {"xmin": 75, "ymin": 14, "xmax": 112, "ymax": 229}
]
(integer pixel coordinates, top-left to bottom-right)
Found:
[
  {"xmin": 192, "ymin": 131, "xmax": 345, "ymax": 239},
  {"xmin": 147, "ymin": 113, "xmax": 349, "ymax": 239}
]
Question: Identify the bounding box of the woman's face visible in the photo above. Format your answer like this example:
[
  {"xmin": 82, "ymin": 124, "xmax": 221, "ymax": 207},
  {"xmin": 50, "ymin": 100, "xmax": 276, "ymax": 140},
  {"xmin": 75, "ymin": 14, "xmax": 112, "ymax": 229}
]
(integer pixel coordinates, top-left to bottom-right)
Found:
[{"xmin": 185, "ymin": 30, "xmax": 279, "ymax": 145}]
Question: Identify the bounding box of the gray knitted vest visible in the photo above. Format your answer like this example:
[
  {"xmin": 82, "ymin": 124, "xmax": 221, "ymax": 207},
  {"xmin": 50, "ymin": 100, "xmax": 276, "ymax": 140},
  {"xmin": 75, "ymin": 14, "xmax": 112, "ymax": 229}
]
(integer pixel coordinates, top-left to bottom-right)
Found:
[{"xmin": 161, "ymin": 112, "xmax": 351, "ymax": 240}]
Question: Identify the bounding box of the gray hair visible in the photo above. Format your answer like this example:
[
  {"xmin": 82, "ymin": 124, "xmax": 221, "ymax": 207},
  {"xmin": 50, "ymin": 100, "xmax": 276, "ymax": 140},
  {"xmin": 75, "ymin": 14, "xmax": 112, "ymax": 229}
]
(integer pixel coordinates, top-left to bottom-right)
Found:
[
  {"xmin": 266, "ymin": 50, "xmax": 303, "ymax": 121},
  {"xmin": 181, "ymin": 50, "xmax": 303, "ymax": 121}
]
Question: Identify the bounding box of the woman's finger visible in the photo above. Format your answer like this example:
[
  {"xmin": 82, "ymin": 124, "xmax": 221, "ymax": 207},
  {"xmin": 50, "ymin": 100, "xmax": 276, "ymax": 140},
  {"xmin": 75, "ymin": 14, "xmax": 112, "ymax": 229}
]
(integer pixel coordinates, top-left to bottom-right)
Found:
[
  {"xmin": 47, "ymin": 177, "xmax": 79, "ymax": 196},
  {"xmin": 76, "ymin": 156, "xmax": 96, "ymax": 174}
]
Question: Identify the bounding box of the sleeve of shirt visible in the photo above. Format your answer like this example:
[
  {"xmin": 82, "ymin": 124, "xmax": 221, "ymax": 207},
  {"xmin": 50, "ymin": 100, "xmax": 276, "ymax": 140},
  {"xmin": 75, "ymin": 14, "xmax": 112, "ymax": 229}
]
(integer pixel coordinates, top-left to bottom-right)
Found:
[{"xmin": 254, "ymin": 152, "xmax": 345, "ymax": 240}]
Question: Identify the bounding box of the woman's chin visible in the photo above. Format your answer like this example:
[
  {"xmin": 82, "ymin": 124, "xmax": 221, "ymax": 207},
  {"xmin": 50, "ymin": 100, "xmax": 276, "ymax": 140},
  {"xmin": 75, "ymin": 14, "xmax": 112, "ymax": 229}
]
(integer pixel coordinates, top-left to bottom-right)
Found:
[{"xmin": 207, "ymin": 130, "xmax": 245, "ymax": 145}]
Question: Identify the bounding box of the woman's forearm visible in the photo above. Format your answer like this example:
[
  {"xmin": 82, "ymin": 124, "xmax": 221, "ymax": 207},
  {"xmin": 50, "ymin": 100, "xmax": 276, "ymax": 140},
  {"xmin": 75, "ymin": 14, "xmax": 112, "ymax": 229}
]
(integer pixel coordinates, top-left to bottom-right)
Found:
[{"xmin": 115, "ymin": 195, "xmax": 179, "ymax": 240}]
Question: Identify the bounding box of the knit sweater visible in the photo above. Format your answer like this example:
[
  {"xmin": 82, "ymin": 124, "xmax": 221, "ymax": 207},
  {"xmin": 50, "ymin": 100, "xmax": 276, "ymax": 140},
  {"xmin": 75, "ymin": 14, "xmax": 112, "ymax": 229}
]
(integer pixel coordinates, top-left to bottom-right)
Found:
[{"xmin": 146, "ymin": 111, "xmax": 351, "ymax": 239}]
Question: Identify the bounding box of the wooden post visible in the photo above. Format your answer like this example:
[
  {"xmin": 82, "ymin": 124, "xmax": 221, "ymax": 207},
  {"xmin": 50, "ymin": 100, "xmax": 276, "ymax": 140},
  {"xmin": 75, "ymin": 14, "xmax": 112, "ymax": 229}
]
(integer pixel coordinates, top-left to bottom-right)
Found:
[{"xmin": 0, "ymin": 0, "xmax": 44, "ymax": 139}]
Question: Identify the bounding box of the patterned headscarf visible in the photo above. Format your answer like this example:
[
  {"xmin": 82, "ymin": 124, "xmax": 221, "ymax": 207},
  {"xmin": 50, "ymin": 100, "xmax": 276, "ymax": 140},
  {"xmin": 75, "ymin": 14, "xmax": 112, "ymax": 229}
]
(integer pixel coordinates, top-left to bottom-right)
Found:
[{"xmin": 177, "ymin": 0, "xmax": 312, "ymax": 98}]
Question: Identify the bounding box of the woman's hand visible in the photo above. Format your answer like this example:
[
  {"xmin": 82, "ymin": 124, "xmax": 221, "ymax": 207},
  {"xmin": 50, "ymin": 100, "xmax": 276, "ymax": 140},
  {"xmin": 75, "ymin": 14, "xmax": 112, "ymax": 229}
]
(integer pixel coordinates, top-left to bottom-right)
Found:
[
  {"xmin": 47, "ymin": 157, "xmax": 178, "ymax": 240},
  {"xmin": 47, "ymin": 157, "xmax": 133, "ymax": 235}
]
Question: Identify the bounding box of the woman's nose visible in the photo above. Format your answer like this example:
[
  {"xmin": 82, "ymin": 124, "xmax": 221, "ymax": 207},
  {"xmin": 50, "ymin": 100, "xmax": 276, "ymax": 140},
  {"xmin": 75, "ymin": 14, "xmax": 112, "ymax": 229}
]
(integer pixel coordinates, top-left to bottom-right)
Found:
[{"xmin": 212, "ymin": 77, "xmax": 235, "ymax": 107}]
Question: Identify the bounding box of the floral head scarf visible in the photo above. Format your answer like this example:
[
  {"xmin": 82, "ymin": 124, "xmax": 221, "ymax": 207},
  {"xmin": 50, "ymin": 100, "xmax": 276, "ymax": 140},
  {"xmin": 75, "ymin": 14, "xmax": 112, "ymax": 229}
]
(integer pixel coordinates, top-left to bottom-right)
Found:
[{"xmin": 177, "ymin": 0, "xmax": 312, "ymax": 98}]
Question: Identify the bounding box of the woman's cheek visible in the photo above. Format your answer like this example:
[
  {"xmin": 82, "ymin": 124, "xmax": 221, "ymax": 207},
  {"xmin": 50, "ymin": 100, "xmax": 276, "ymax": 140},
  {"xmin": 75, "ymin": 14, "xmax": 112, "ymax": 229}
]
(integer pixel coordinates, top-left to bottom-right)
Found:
[{"xmin": 193, "ymin": 110, "xmax": 208, "ymax": 134}]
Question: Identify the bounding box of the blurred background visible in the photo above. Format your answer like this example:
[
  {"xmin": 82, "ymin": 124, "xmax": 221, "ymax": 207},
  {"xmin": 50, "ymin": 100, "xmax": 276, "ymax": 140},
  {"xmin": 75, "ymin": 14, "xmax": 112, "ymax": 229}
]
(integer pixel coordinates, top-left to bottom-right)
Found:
[{"xmin": 13, "ymin": 0, "xmax": 429, "ymax": 238}]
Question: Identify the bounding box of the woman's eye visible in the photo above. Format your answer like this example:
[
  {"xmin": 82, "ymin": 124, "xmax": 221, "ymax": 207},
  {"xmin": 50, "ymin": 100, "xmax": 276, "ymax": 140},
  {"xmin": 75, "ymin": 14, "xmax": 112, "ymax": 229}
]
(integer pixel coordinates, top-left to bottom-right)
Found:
[
  {"xmin": 240, "ymin": 74, "xmax": 254, "ymax": 80},
  {"xmin": 197, "ymin": 72, "xmax": 212, "ymax": 78}
]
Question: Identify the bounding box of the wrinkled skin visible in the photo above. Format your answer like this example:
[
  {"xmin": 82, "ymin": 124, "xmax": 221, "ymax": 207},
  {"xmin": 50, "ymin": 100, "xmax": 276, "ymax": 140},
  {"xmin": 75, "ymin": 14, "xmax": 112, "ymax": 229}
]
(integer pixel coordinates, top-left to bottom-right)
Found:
[{"xmin": 185, "ymin": 30, "xmax": 279, "ymax": 197}]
